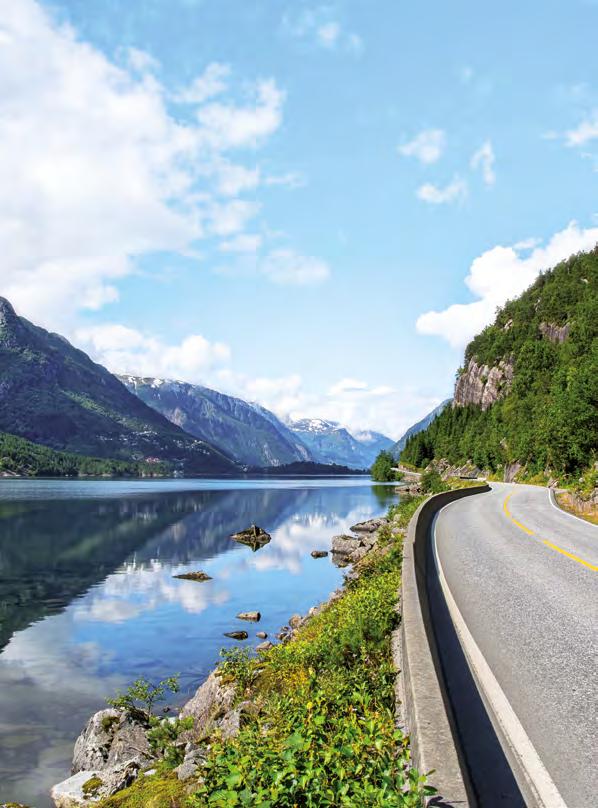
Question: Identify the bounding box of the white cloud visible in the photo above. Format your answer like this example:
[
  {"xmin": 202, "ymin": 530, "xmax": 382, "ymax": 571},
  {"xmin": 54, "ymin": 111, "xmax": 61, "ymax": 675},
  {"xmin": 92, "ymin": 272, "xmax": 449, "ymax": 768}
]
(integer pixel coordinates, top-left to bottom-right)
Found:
[
  {"xmin": 284, "ymin": 9, "xmax": 363, "ymax": 54},
  {"xmin": 0, "ymin": 0, "xmax": 319, "ymax": 332},
  {"xmin": 219, "ymin": 233, "xmax": 263, "ymax": 253},
  {"xmin": 398, "ymin": 129, "xmax": 446, "ymax": 164},
  {"xmin": 417, "ymin": 175, "xmax": 467, "ymax": 204},
  {"xmin": 259, "ymin": 248, "xmax": 330, "ymax": 285},
  {"xmin": 470, "ymin": 140, "xmax": 496, "ymax": 186},
  {"xmin": 564, "ymin": 111, "xmax": 598, "ymax": 146},
  {"xmin": 416, "ymin": 221, "xmax": 598, "ymax": 348},
  {"xmin": 174, "ymin": 61, "xmax": 230, "ymax": 104},
  {"xmin": 196, "ymin": 80, "xmax": 285, "ymax": 150},
  {"xmin": 75, "ymin": 324, "xmax": 231, "ymax": 381}
]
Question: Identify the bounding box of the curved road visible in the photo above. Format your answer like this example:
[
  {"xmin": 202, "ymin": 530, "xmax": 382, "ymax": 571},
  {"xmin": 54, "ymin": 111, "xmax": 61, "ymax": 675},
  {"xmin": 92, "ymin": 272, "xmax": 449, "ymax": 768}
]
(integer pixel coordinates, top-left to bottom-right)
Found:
[{"xmin": 434, "ymin": 482, "xmax": 598, "ymax": 808}]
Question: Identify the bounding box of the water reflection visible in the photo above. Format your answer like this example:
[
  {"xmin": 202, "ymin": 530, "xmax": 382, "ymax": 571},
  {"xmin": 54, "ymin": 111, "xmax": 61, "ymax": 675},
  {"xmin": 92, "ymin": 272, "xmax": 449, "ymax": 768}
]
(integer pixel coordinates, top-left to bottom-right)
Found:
[{"xmin": 0, "ymin": 479, "xmax": 396, "ymax": 806}]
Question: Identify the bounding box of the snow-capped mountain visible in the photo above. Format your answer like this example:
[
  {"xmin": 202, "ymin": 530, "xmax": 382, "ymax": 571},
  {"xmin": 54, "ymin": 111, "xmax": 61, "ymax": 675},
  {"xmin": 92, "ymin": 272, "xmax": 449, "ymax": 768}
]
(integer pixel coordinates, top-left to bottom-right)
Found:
[
  {"xmin": 287, "ymin": 418, "xmax": 394, "ymax": 469},
  {"xmin": 121, "ymin": 376, "xmax": 312, "ymax": 468}
]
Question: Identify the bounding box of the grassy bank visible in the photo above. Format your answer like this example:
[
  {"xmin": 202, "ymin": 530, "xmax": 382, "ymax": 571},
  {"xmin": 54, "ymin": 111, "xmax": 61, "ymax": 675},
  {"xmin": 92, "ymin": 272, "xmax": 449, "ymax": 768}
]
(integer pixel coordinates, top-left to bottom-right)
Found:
[{"xmin": 99, "ymin": 495, "xmax": 431, "ymax": 808}]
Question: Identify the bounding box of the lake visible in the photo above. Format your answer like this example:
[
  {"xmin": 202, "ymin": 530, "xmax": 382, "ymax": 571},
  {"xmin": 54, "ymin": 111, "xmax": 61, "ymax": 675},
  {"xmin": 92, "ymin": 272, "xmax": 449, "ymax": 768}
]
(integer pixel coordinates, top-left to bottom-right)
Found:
[{"xmin": 0, "ymin": 477, "xmax": 398, "ymax": 806}]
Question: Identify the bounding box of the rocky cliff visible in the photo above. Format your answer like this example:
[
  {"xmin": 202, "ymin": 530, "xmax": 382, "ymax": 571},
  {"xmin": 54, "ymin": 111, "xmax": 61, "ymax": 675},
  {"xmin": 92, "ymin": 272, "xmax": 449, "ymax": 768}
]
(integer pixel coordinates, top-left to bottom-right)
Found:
[{"xmin": 453, "ymin": 357, "xmax": 514, "ymax": 411}]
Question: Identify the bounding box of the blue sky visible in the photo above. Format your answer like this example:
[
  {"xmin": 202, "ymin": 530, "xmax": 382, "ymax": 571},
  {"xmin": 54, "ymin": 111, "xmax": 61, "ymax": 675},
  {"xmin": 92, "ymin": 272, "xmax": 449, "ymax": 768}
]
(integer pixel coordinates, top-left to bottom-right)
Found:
[{"xmin": 1, "ymin": 0, "xmax": 597, "ymax": 437}]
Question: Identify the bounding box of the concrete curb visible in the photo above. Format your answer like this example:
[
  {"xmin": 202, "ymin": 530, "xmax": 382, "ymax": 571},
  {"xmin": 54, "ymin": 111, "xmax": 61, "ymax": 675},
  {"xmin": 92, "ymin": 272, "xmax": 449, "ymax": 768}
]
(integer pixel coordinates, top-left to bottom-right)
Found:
[{"xmin": 398, "ymin": 486, "xmax": 490, "ymax": 807}]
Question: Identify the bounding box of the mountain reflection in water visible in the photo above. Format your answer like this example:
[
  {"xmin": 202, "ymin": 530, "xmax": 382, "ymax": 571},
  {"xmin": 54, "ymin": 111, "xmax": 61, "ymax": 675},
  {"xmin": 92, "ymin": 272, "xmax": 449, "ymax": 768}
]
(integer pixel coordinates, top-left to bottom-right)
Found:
[{"xmin": 0, "ymin": 478, "xmax": 397, "ymax": 807}]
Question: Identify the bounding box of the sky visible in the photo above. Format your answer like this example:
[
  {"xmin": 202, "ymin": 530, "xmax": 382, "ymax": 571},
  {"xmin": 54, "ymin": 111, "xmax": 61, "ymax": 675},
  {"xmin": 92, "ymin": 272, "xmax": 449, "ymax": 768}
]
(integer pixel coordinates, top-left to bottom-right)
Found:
[{"xmin": 0, "ymin": 0, "xmax": 597, "ymax": 439}]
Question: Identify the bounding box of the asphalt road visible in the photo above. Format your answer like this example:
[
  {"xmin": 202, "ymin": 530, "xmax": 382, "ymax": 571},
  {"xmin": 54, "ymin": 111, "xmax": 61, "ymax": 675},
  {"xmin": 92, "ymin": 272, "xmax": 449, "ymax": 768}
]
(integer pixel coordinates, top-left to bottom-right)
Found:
[{"xmin": 434, "ymin": 482, "xmax": 598, "ymax": 808}]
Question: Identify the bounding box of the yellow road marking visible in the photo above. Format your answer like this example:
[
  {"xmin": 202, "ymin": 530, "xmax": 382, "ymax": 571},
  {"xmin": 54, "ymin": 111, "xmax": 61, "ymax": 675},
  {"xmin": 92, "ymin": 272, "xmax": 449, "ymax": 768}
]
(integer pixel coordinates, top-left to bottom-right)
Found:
[
  {"xmin": 503, "ymin": 493, "xmax": 535, "ymax": 535},
  {"xmin": 542, "ymin": 540, "xmax": 598, "ymax": 572},
  {"xmin": 503, "ymin": 493, "xmax": 596, "ymax": 572}
]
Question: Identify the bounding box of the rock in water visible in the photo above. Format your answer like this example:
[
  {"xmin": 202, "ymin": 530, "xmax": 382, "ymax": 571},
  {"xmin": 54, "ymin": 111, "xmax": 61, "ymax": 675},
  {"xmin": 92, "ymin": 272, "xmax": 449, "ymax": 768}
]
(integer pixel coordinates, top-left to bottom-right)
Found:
[
  {"xmin": 256, "ymin": 631, "xmax": 268, "ymax": 639},
  {"xmin": 174, "ymin": 571, "xmax": 212, "ymax": 581},
  {"xmin": 224, "ymin": 630, "xmax": 248, "ymax": 640},
  {"xmin": 230, "ymin": 524, "xmax": 271, "ymax": 551},
  {"xmin": 256, "ymin": 641, "xmax": 273, "ymax": 652},
  {"xmin": 236, "ymin": 611, "xmax": 261, "ymax": 621},
  {"xmin": 311, "ymin": 550, "xmax": 328, "ymax": 558}
]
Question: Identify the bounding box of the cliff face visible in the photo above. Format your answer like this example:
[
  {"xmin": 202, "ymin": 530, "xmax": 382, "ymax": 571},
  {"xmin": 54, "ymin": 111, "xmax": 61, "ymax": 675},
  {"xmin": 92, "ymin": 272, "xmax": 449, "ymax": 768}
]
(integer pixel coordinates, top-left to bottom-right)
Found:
[{"xmin": 453, "ymin": 357, "xmax": 514, "ymax": 411}]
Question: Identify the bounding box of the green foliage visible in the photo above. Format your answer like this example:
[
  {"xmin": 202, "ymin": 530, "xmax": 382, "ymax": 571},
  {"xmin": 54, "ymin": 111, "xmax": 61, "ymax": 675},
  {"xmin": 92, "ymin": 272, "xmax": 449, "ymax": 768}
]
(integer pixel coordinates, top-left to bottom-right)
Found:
[
  {"xmin": 107, "ymin": 675, "xmax": 180, "ymax": 718},
  {"xmin": 0, "ymin": 430, "xmax": 171, "ymax": 477},
  {"xmin": 98, "ymin": 770, "xmax": 188, "ymax": 808},
  {"xmin": 82, "ymin": 776, "xmax": 103, "ymax": 797},
  {"xmin": 420, "ymin": 469, "xmax": 447, "ymax": 494},
  {"xmin": 218, "ymin": 647, "xmax": 256, "ymax": 694},
  {"xmin": 401, "ymin": 248, "xmax": 598, "ymax": 478},
  {"xmin": 147, "ymin": 716, "xmax": 194, "ymax": 768},
  {"xmin": 371, "ymin": 450, "xmax": 399, "ymax": 482}
]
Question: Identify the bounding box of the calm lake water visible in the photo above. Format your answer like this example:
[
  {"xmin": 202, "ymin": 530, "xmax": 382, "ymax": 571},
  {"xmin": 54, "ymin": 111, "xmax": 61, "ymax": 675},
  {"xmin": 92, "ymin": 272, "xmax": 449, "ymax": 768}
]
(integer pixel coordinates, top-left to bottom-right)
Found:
[{"xmin": 0, "ymin": 477, "xmax": 397, "ymax": 806}]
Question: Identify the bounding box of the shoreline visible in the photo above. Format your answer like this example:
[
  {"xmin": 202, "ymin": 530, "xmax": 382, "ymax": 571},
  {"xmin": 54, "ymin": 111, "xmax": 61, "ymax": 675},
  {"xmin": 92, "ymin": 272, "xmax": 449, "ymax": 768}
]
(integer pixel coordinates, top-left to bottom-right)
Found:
[{"xmin": 49, "ymin": 494, "xmax": 430, "ymax": 808}]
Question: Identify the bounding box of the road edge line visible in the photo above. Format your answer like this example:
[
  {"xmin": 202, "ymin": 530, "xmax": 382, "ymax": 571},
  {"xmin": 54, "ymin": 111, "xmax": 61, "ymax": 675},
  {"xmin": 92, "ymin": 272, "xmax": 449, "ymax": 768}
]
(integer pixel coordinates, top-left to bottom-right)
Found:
[
  {"xmin": 432, "ymin": 505, "xmax": 568, "ymax": 808},
  {"xmin": 548, "ymin": 488, "xmax": 598, "ymax": 530}
]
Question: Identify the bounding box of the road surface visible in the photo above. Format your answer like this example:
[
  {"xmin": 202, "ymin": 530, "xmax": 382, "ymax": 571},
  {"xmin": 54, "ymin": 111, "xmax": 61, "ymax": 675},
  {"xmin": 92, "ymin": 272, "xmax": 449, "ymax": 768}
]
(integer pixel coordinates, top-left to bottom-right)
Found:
[{"xmin": 433, "ymin": 482, "xmax": 598, "ymax": 808}]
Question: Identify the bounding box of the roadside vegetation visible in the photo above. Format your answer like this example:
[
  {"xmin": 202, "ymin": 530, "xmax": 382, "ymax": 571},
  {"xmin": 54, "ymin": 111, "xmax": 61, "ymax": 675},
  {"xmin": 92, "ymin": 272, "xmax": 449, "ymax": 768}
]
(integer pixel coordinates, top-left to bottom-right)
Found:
[
  {"xmin": 0, "ymin": 431, "xmax": 171, "ymax": 477},
  {"xmin": 99, "ymin": 495, "xmax": 433, "ymax": 808}
]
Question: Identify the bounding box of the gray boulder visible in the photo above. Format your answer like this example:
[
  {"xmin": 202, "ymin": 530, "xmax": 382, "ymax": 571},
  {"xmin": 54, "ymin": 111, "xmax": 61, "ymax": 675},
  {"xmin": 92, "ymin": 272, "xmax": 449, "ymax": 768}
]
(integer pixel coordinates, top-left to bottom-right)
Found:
[
  {"xmin": 51, "ymin": 761, "xmax": 140, "ymax": 807},
  {"xmin": 179, "ymin": 670, "xmax": 236, "ymax": 743},
  {"xmin": 72, "ymin": 709, "xmax": 150, "ymax": 774}
]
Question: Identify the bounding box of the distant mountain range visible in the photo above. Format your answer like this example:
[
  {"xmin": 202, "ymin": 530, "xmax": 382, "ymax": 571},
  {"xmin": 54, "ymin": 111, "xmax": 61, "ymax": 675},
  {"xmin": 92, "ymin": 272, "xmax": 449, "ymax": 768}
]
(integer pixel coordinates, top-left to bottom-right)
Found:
[
  {"xmin": 120, "ymin": 376, "xmax": 310, "ymax": 468},
  {"xmin": 390, "ymin": 399, "xmax": 451, "ymax": 458},
  {"xmin": 0, "ymin": 298, "xmax": 236, "ymax": 474},
  {"xmin": 286, "ymin": 418, "xmax": 394, "ymax": 469},
  {"xmin": 0, "ymin": 296, "xmax": 395, "ymax": 474}
]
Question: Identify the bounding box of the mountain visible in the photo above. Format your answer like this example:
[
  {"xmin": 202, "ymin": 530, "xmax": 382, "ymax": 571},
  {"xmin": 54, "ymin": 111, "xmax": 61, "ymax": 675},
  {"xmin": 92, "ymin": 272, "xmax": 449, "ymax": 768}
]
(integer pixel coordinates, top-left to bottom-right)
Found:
[
  {"xmin": 400, "ymin": 247, "xmax": 598, "ymax": 478},
  {"xmin": 120, "ymin": 376, "xmax": 311, "ymax": 467},
  {"xmin": 390, "ymin": 399, "xmax": 451, "ymax": 458},
  {"xmin": 287, "ymin": 418, "xmax": 393, "ymax": 469},
  {"xmin": 0, "ymin": 298, "xmax": 236, "ymax": 474}
]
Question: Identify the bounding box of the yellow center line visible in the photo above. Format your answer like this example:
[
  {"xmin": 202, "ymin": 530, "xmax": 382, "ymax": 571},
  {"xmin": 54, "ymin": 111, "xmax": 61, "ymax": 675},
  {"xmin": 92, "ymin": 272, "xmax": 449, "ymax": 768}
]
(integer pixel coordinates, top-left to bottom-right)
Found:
[{"xmin": 502, "ymin": 493, "xmax": 597, "ymax": 572}]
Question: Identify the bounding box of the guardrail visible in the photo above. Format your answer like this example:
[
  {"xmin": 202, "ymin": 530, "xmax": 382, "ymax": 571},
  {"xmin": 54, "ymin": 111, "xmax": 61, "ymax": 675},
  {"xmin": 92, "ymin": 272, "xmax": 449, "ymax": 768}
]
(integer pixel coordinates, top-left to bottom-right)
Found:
[{"xmin": 398, "ymin": 485, "xmax": 490, "ymax": 806}]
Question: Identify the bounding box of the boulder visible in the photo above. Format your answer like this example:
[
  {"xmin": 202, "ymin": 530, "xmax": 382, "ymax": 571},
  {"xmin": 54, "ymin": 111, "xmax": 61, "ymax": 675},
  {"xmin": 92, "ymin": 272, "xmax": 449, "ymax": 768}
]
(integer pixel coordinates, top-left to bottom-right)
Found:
[
  {"xmin": 174, "ymin": 571, "xmax": 212, "ymax": 582},
  {"xmin": 224, "ymin": 630, "xmax": 248, "ymax": 640},
  {"xmin": 179, "ymin": 670, "xmax": 236, "ymax": 742},
  {"xmin": 51, "ymin": 761, "xmax": 140, "ymax": 807},
  {"xmin": 256, "ymin": 640, "xmax": 273, "ymax": 652},
  {"xmin": 72, "ymin": 709, "xmax": 150, "ymax": 774},
  {"xmin": 230, "ymin": 525, "xmax": 271, "ymax": 551},
  {"xmin": 256, "ymin": 631, "xmax": 268, "ymax": 639},
  {"xmin": 174, "ymin": 745, "xmax": 208, "ymax": 782},
  {"xmin": 310, "ymin": 550, "xmax": 328, "ymax": 558},
  {"xmin": 236, "ymin": 611, "xmax": 261, "ymax": 622},
  {"xmin": 350, "ymin": 518, "xmax": 383, "ymax": 533},
  {"xmin": 288, "ymin": 614, "xmax": 303, "ymax": 630},
  {"xmin": 331, "ymin": 534, "xmax": 360, "ymax": 556}
]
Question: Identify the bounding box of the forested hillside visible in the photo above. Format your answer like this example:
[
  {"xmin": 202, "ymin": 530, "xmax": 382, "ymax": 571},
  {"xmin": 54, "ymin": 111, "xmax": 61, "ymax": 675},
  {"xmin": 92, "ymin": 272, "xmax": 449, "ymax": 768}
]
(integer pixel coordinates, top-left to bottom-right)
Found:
[{"xmin": 401, "ymin": 247, "xmax": 598, "ymax": 478}]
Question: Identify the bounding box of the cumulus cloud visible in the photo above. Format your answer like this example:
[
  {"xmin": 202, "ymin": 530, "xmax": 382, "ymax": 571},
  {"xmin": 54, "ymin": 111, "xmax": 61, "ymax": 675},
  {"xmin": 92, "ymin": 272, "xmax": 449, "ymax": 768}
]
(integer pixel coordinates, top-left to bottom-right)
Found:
[
  {"xmin": 0, "ymin": 0, "xmax": 320, "ymax": 333},
  {"xmin": 398, "ymin": 129, "xmax": 446, "ymax": 164},
  {"xmin": 564, "ymin": 111, "xmax": 598, "ymax": 147},
  {"xmin": 470, "ymin": 140, "xmax": 496, "ymax": 186},
  {"xmin": 417, "ymin": 176, "xmax": 467, "ymax": 204},
  {"xmin": 75, "ymin": 324, "xmax": 231, "ymax": 380},
  {"xmin": 416, "ymin": 221, "xmax": 598, "ymax": 348}
]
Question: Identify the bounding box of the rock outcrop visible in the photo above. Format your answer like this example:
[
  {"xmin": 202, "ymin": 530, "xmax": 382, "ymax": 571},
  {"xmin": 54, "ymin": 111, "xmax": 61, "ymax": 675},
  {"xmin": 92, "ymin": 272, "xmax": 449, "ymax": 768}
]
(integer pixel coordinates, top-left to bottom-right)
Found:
[
  {"xmin": 72, "ymin": 709, "xmax": 151, "ymax": 774},
  {"xmin": 179, "ymin": 670, "xmax": 237, "ymax": 743},
  {"xmin": 539, "ymin": 322, "xmax": 570, "ymax": 344},
  {"xmin": 454, "ymin": 357, "xmax": 514, "ymax": 411}
]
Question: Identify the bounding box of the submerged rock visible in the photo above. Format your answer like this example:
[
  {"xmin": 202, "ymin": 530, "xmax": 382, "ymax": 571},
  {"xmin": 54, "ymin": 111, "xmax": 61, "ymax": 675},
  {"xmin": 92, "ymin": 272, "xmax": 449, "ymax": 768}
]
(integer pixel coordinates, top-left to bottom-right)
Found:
[
  {"xmin": 236, "ymin": 611, "xmax": 261, "ymax": 622},
  {"xmin": 173, "ymin": 571, "xmax": 212, "ymax": 582},
  {"xmin": 311, "ymin": 550, "xmax": 328, "ymax": 558},
  {"xmin": 230, "ymin": 524, "xmax": 271, "ymax": 551},
  {"xmin": 224, "ymin": 630, "xmax": 248, "ymax": 640}
]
